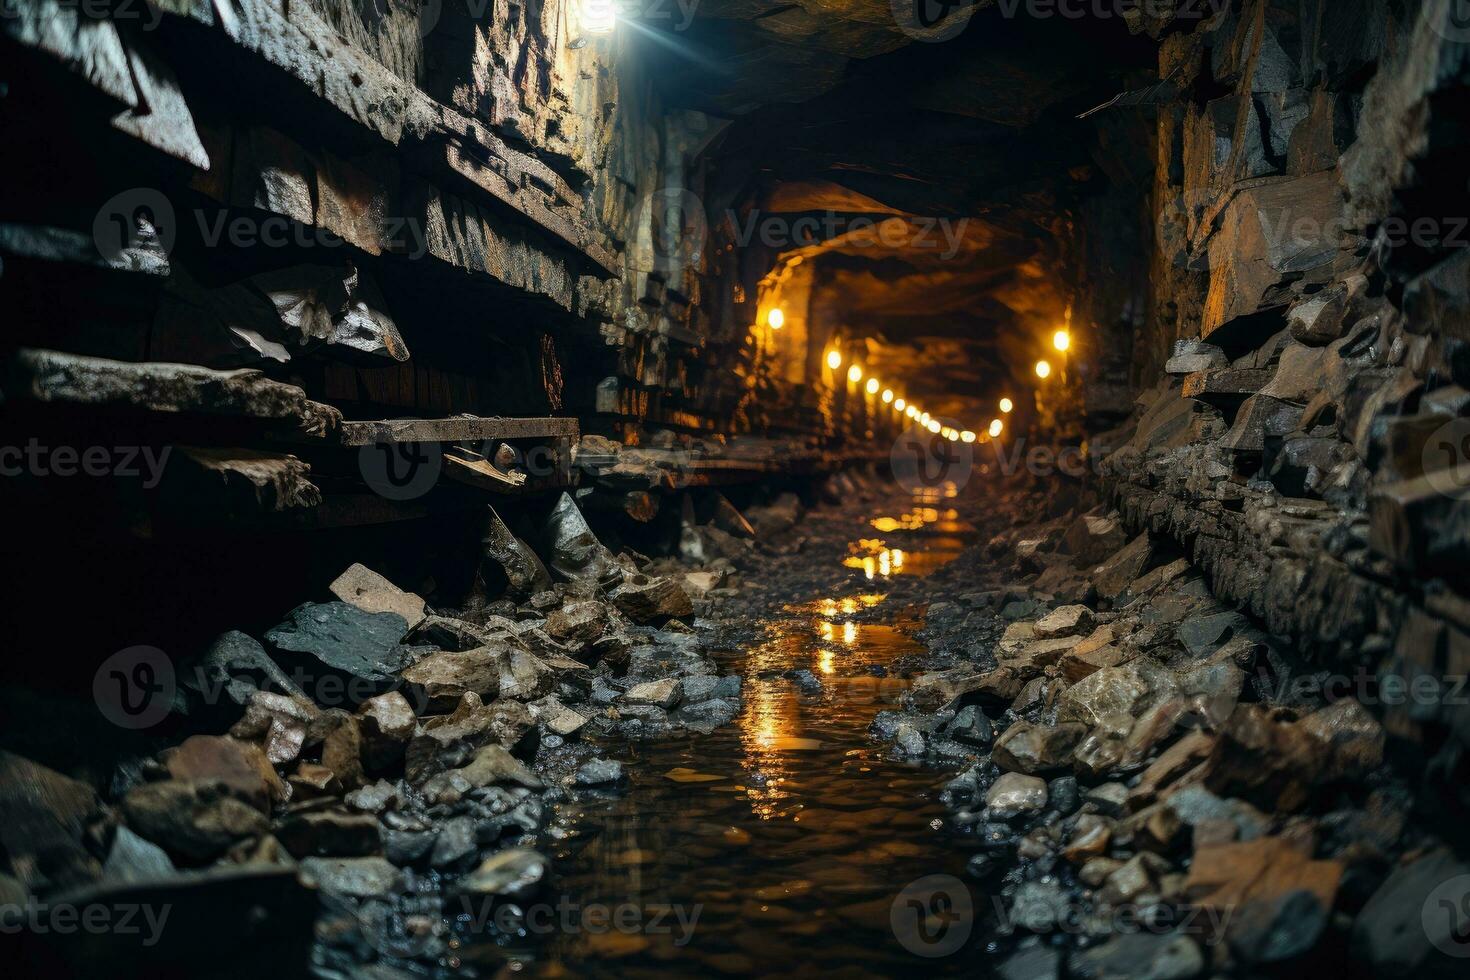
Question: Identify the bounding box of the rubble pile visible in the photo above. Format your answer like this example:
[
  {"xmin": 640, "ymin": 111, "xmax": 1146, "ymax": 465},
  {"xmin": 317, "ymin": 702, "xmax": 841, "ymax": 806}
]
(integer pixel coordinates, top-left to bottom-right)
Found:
[
  {"xmin": 873, "ymin": 482, "xmax": 1463, "ymax": 978},
  {"xmin": 0, "ymin": 491, "xmax": 745, "ymax": 973}
]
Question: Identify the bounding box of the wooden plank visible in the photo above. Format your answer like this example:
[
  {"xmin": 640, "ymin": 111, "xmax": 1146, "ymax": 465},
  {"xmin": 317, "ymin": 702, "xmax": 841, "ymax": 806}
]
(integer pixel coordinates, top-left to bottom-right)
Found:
[
  {"xmin": 443, "ymin": 452, "xmax": 529, "ymax": 495},
  {"xmin": 3, "ymin": 348, "xmax": 341, "ymax": 437},
  {"xmin": 339, "ymin": 415, "xmax": 579, "ymax": 446}
]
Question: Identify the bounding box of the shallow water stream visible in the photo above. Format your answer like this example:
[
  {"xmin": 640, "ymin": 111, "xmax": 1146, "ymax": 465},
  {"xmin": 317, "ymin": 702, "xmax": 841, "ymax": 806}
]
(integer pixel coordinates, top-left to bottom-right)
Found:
[{"xmin": 520, "ymin": 497, "xmax": 988, "ymax": 977}]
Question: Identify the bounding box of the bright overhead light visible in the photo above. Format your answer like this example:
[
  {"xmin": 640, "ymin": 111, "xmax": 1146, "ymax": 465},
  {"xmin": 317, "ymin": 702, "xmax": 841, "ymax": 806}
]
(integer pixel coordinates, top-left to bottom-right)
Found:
[
  {"xmin": 947, "ymin": 430, "xmax": 960, "ymax": 442},
  {"xmin": 848, "ymin": 364, "xmax": 863, "ymax": 383},
  {"xmin": 1035, "ymin": 360, "xmax": 1052, "ymax": 379},
  {"xmin": 865, "ymin": 378, "xmax": 880, "ymax": 395},
  {"xmin": 581, "ymin": 0, "xmax": 616, "ymax": 34},
  {"xmin": 920, "ymin": 412, "xmax": 931, "ymax": 426},
  {"xmin": 989, "ymin": 418, "xmax": 1004, "ymax": 438},
  {"xmin": 926, "ymin": 419, "xmax": 941, "ymax": 434},
  {"xmin": 1053, "ymin": 329, "xmax": 1071, "ymax": 352},
  {"xmin": 895, "ymin": 398, "xmax": 906, "ymax": 412},
  {"xmin": 768, "ymin": 308, "xmax": 785, "ymax": 329},
  {"xmin": 882, "ymin": 388, "xmax": 894, "ymax": 404},
  {"xmin": 905, "ymin": 405, "xmax": 918, "ymax": 419},
  {"xmin": 961, "ymin": 430, "xmax": 976, "ymax": 443},
  {"xmin": 999, "ymin": 397, "xmax": 1014, "ymax": 413},
  {"xmin": 826, "ymin": 350, "xmax": 842, "ymax": 370}
]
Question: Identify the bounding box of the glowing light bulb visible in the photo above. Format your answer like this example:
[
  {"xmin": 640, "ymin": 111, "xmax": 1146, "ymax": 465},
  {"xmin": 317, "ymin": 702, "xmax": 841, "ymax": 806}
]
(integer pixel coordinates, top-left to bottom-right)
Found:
[
  {"xmin": 905, "ymin": 405, "xmax": 918, "ymax": 419},
  {"xmin": 920, "ymin": 412, "xmax": 931, "ymax": 426},
  {"xmin": 767, "ymin": 307, "xmax": 785, "ymax": 329},
  {"xmin": 826, "ymin": 350, "xmax": 842, "ymax": 370},
  {"xmin": 865, "ymin": 377, "xmax": 879, "ymax": 395},
  {"xmin": 989, "ymin": 418, "xmax": 1004, "ymax": 438},
  {"xmin": 848, "ymin": 365, "xmax": 863, "ymax": 384},
  {"xmin": 926, "ymin": 419, "xmax": 941, "ymax": 434},
  {"xmin": 882, "ymin": 389, "xmax": 894, "ymax": 404},
  {"xmin": 1035, "ymin": 360, "xmax": 1052, "ymax": 379},
  {"xmin": 895, "ymin": 398, "xmax": 906, "ymax": 412},
  {"xmin": 999, "ymin": 397, "xmax": 1014, "ymax": 413},
  {"xmin": 1053, "ymin": 329, "xmax": 1070, "ymax": 352},
  {"xmin": 947, "ymin": 430, "xmax": 960, "ymax": 442},
  {"xmin": 961, "ymin": 430, "xmax": 976, "ymax": 443},
  {"xmin": 581, "ymin": 0, "xmax": 615, "ymax": 34}
]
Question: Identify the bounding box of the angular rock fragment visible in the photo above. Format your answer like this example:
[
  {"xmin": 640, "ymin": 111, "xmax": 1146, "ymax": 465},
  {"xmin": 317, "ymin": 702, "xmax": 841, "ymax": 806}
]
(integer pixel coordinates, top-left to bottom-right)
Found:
[
  {"xmin": 298, "ymin": 856, "xmax": 403, "ymax": 898},
  {"xmin": 482, "ymin": 505, "xmax": 553, "ymax": 597},
  {"xmin": 121, "ymin": 780, "xmax": 269, "ymax": 862},
  {"xmin": 544, "ymin": 599, "xmax": 608, "ymax": 644},
  {"xmin": 276, "ymin": 810, "xmax": 381, "ymax": 858},
  {"xmin": 329, "ymin": 564, "xmax": 426, "ymax": 629},
  {"xmin": 401, "ymin": 649, "xmax": 502, "ymax": 711},
  {"xmin": 229, "ymin": 690, "xmax": 321, "ymax": 764},
  {"xmin": 162, "ymin": 735, "xmax": 285, "ymax": 812},
  {"xmin": 356, "ymin": 691, "xmax": 416, "ymax": 770},
  {"xmin": 542, "ymin": 493, "xmax": 618, "ymax": 586},
  {"xmin": 992, "ymin": 722, "xmax": 1087, "ymax": 774},
  {"xmin": 0, "ymin": 752, "xmax": 105, "ymax": 890},
  {"xmin": 183, "ymin": 630, "xmax": 307, "ymax": 716},
  {"xmin": 1062, "ymin": 515, "xmax": 1127, "ymax": 565},
  {"xmin": 1093, "ymin": 533, "xmax": 1154, "ymax": 601},
  {"xmin": 265, "ymin": 601, "xmax": 410, "ymax": 695},
  {"xmin": 986, "ymin": 772, "xmax": 1048, "ymax": 819},
  {"xmin": 609, "ymin": 573, "xmax": 693, "ymax": 623},
  {"xmin": 1034, "ymin": 604, "xmax": 1096, "ymax": 639}
]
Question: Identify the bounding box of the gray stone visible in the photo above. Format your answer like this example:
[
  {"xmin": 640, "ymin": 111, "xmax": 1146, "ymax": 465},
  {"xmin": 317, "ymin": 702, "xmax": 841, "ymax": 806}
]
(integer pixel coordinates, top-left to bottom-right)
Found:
[
  {"xmin": 623, "ymin": 678, "xmax": 683, "ymax": 709},
  {"xmin": 265, "ymin": 601, "xmax": 409, "ymax": 688},
  {"xmin": 1070, "ymin": 932, "xmax": 1205, "ymax": 980},
  {"xmin": 299, "ymin": 856, "xmax": 403, "ymax": 898},
  {"xmin": 993, "ymin": 722, "xmax": 1087, "ymax": 774},
  {"xmin": 986, "ymin": 772, "xmax": 1048, "ymax": 819},
  {"xmin": 455, "ymin": 847, "xmax": 549, "ymax": 901},
  {"xmin": 102, "ymin": 826, "xmax": 176, "ymax": 883},
  {"xmin": 574, "ymin": 759, "xmax": 624, "ymax": 786}
]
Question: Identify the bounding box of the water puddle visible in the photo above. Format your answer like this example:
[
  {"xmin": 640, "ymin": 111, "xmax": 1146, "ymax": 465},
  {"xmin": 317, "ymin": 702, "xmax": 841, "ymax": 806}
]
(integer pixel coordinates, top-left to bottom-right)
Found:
[{"xmin": 516, "ymin": 500, "xmax": 986, "ymax": 977}]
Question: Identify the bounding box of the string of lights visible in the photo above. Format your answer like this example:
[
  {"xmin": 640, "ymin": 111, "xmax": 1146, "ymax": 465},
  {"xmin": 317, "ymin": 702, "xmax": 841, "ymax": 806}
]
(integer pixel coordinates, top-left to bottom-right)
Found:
[{"xmin": 797, "ymin": 318, "xmax": 1072, "ymax": 446}]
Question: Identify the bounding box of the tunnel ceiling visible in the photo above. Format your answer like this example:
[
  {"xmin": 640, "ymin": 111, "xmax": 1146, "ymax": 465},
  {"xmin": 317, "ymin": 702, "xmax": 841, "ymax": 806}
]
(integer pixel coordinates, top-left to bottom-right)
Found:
[{"xmin": 637, "ymin": 5, "xmax": 1157, "ymax": 424}]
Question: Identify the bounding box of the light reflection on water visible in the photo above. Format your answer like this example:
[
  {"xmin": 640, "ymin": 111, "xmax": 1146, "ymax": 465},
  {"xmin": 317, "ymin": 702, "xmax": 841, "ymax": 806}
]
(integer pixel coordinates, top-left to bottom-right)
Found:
[{"xmin": 522, "ymin": 499, "xmax": 984, "ymax": 978}]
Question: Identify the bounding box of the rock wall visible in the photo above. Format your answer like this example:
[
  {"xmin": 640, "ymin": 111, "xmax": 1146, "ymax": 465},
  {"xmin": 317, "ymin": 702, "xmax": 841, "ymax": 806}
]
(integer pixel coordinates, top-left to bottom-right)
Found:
[{"xmin": 1091, "ymin": 0, "xmax": 1470, "ymax": 813}]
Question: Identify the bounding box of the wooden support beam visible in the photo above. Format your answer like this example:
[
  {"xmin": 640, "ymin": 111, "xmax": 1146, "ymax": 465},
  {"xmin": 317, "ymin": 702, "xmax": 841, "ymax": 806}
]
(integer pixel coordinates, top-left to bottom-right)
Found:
[
  {"xmin": 2, "ymin": 348, "xmax": 341, "ymax": 437},
  {"xmin": 338, "ymin": 416, "xmax": 579, "ymax": 446}
]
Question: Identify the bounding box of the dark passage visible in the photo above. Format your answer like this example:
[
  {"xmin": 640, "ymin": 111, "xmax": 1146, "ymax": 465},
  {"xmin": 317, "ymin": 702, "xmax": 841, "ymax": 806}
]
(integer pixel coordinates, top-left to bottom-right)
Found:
[{"xmin": 3, "ymin": 2, "xmax": 1470, "ymax": 979}]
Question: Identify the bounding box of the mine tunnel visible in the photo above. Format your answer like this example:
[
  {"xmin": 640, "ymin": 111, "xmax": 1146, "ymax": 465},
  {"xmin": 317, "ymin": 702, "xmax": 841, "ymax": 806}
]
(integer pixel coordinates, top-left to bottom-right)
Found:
[{"xmin": 2, "ymin": 0, "xmax": 1469, "ymax": 976}]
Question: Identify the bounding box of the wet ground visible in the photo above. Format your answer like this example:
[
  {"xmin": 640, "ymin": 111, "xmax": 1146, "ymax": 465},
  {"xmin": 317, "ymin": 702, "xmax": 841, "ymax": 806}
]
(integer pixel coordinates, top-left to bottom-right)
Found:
[{"xmin": 517, "ymin": 490, "xmax": 996, "ymax": 977}]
